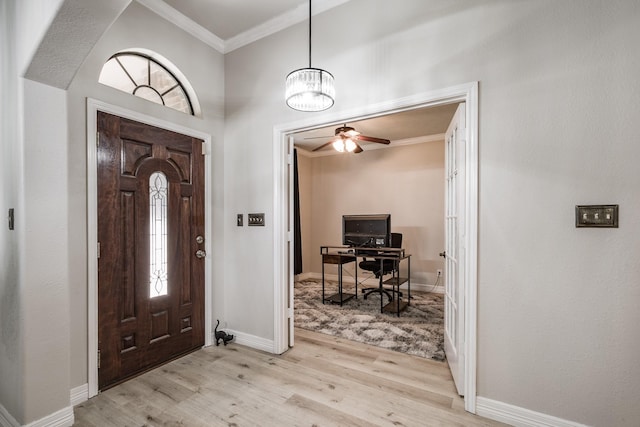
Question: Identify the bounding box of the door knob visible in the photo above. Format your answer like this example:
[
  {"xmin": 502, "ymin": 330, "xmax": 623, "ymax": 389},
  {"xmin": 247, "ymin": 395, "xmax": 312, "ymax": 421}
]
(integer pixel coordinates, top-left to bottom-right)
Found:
[
  {"xmin": 195, "ymin": 249, "xmax": 206, "ymax": 259},
  {"xmin": 439, "ymin": 251, "xmax": 446, "ymax": 258}
]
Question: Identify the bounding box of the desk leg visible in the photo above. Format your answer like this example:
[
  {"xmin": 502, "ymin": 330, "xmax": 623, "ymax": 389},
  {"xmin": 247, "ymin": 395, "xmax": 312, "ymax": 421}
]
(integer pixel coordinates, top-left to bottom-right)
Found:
[
  {"xmin": 322, "ymin": 260, "xmax": 326, "ymax": 304},
  {"xmin": 395, "ymin": 265, "xmax": 400, "ymax": 317},
  {"xmin": 338, "ymin": 261, "xmax": 343, "ymax": 306},
  {"xmin": 379, "ymin": 258, "xmax": 384, "ymax": 314},
  {"xmin": 355, "ymin": 259, "xmax": 358, "ymax": 299},
  {"xmin": 407, "ymin": 256, "xmax": 411, "ymax": 307}
]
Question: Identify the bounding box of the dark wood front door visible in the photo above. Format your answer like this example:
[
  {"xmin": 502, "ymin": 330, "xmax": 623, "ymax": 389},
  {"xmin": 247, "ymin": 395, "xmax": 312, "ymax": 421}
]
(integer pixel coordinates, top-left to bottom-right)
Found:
[{"xmin": 97, "ymin": 111, "xmax": 205, "ymax": 390}]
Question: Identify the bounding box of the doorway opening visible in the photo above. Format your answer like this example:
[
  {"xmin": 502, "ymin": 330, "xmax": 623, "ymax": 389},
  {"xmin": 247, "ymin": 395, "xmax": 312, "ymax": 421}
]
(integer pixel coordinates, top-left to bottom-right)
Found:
[{"xmin": 273, "ymin": 82, "xmax": 478, "ymax": 412}]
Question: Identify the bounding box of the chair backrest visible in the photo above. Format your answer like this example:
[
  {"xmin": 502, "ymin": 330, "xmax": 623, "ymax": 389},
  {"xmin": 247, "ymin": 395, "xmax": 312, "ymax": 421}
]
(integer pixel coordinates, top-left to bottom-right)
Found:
[
  {"xmin": 358, "ymin": 232, "xmax": 403, "ymax": 275},
  {"xmin": 390, "ymin": 232, "xmax": 402, "ymax": 249}
]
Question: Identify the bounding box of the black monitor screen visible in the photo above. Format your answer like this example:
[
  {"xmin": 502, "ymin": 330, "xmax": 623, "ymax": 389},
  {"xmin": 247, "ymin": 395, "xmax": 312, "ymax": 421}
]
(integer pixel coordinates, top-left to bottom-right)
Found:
[{"xmin": 342, "ymin": 214, "xmax": 391, "ymax": 247}]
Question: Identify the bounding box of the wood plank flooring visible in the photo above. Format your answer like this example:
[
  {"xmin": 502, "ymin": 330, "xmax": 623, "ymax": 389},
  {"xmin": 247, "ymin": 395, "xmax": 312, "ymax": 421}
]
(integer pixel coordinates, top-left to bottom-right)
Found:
[{"xmin": 74, "ymin": 328, "xmax": 507, "ymax": 426}]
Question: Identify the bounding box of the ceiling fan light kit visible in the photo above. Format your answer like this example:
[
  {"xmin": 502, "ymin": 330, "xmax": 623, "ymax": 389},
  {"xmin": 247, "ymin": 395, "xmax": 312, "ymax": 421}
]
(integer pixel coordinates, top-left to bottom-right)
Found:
[
  {"xmin": 344, "ymin": 138, "xmax": 357, "ymax": 152},
  {"xmin": 285, "ymin": 0, "xmax": 335, "ymax": 112},
  {"xmin": 332, "ymin": 137, "xmax": 356, "ymax": 153}
]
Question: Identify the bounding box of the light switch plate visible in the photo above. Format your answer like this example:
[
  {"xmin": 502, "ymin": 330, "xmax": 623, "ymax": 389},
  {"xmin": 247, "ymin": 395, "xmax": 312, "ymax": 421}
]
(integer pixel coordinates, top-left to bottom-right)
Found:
[
  {"xmin": 575, "ymin": 204, "xmax": 618, "ymax": 228},
  {"xmin": 248, "ymin": 213, "xmax": 265, "ymax": 226}
]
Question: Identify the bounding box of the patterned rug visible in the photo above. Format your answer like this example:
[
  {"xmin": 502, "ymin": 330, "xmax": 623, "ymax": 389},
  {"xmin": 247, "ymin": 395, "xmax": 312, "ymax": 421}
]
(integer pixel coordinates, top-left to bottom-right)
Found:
[{"xmin": 294, "ymin": 278, "xmax": 445, "ymax": 361}]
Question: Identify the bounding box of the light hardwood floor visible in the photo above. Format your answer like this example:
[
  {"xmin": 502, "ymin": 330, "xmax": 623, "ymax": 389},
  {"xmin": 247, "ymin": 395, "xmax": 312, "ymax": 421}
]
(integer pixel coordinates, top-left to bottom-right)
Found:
[{"xmin": 74, "ymin": 328, "xmax": 507, "ymax": 426}]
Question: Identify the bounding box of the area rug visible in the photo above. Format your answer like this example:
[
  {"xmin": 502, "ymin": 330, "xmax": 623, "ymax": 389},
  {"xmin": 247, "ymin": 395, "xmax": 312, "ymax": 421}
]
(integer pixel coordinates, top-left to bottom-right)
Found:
[{"xmin": 294, "ymin": 278, "xmax": 445, "ymax": 361}]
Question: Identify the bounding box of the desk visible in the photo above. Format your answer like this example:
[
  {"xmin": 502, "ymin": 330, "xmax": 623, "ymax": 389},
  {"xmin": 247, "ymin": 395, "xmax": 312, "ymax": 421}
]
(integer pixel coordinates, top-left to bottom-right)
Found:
[{"xmin": 320, "ymin": 246, "xmax": 411, "ymax": 316}]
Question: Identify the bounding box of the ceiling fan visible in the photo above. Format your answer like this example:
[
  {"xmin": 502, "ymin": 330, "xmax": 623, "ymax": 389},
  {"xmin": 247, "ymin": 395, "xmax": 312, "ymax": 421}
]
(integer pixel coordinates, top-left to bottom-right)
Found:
[{"xmin": 310, "ymin": 125, "xmax": 390, "ymax": 153}]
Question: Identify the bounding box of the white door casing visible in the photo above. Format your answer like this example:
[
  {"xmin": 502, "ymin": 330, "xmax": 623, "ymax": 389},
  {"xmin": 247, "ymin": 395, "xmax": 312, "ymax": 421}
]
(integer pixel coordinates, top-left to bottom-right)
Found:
[
  {"xmin": 273, "ymin": 82, "xmax": 479, "ymax": 413},
  {"xmin": 444, "ymin": 102, "xmax": 466, "ymax": 396}
]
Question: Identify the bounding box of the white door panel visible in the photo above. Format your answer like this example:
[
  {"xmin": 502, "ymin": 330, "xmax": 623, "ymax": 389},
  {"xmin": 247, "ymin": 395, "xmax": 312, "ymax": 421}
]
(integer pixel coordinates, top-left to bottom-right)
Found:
[
  {"xmin": 288, "ymin": 136, "xmax": 295, "ymax": 347},
  {"xmin": 444, "ymin": 103, "xmax": 466, "ymax": 396}
]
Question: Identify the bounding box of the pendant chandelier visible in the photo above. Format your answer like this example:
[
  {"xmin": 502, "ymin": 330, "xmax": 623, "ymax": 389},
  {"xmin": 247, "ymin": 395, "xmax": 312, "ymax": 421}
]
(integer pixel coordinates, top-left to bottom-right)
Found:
[{"xmin": 285, "ymin": 0, "xmax": 335, "ymax": 112}]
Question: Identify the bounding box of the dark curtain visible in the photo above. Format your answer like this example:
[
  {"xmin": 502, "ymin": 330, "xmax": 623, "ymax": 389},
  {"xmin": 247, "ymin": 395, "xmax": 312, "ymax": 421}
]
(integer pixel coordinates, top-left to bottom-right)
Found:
[{"xmin": 293, "ymin": 149, "xmax": 303, "ymax": 275}]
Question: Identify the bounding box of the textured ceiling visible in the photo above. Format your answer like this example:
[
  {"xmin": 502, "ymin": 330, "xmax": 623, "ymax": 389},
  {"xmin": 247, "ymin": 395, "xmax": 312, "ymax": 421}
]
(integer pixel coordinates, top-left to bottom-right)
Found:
[{"xmin": 25, "ymin": 0, "xmax": 131, "ymax": 89}]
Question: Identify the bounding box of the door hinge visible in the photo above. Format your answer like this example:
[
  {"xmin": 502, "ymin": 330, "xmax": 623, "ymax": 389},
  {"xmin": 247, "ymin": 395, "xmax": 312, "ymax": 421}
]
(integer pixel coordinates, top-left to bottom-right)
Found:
[
  {"xmin": 97, "ymin": 349, "xmax": 101, "ymax": 369},
  {"xmin": 201, "ymin": 141, "xmax": 206, "ymax": 155},
  {"xmin": 287, "ymin": 153, "xmax": 293, "ymax": 165},
  {"xmin": 97, "ymin": 242, "xmax": 101, "ymax": 259},
  {"xmin": 96, "ymin": 131, "xmax": 100, "ymax": 147},
  {"xmin": 288, "ymin": 307, "xmax": 294, "ymax": 318}
]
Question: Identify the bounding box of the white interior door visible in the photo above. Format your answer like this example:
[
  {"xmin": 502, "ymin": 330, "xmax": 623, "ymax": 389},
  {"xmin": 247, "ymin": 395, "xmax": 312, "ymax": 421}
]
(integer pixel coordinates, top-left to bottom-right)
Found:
[
  {"xmin": 288, "ymin": 136, "xmax": 295, "ymax": 347},
  {"xmin": 444, "ymin": 102, "xmax": 466, "ymax": 396}
]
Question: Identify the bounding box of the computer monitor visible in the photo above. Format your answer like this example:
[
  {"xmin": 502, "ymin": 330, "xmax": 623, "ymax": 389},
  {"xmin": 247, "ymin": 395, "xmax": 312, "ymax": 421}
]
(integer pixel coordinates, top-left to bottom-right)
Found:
[{"xmin": 342, "ymin": 214, "xmax": 391, "ymax": 247}]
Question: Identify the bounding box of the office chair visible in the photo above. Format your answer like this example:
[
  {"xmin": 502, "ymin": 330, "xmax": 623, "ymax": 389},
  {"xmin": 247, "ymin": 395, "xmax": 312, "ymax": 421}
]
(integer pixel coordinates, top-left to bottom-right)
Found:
[{"xmin": 359, "ymin": 232, "xmax": 403, "ymax": 302}]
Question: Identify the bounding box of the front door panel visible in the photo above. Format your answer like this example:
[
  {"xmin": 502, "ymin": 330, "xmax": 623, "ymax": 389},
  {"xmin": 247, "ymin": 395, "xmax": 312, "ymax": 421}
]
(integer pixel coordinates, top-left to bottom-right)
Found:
[{"xmin": 97, "ymin": 112, "xmax": 204, "ymax": 390}]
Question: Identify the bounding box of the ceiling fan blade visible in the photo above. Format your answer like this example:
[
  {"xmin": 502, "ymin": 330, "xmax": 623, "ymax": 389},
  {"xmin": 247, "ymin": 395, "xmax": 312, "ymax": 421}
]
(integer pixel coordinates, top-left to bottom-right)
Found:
[
  {"xmin": 353, "ymin": 143, "xmax": 364, "ymax": 153},
  {"xmin": 355, "ymin": 135, "xmax": 390, "ymax": 145},
  {"xmin": 304, "ymin": 135, "xmax": 333, "ymax": 140},
  {"xmin": 312, "ymin": 140, "xmax": 334, "ymax": 152}
]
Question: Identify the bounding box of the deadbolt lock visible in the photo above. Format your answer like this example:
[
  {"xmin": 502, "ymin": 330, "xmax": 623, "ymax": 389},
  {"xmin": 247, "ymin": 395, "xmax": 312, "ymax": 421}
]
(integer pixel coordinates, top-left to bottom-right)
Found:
[{"xmin": 196, "ymin": 235, "xmax": 204, "ymax": 244}]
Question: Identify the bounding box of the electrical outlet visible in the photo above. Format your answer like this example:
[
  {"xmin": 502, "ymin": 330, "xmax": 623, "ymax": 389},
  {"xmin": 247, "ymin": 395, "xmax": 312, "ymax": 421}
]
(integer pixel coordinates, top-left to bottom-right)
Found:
[{"xmin": 437, "ymin": 269, "xmax": 443, "ymax": 277}]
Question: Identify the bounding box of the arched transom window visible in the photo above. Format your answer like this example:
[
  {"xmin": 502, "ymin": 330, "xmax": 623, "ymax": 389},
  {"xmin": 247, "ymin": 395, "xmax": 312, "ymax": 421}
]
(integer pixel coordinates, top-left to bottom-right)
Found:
[{"xmin": 99, "ymin": 51, "xmax": 197, "ymax": 115}]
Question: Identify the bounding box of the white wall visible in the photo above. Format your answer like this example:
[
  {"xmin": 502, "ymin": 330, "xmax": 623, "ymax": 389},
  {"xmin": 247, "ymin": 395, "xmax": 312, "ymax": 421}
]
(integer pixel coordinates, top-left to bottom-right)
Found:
[
  {"xmin": 0, "ymin": 36, "xmax": 71, "ymax": 427},
  {"xmin": 0, "ymin": 0, "xmax": 25, "ymax": 422},
  {"xmin": 22, "ymin": 79, "xmax": 70, "ymax": 423},
  {"xmin": 66, "ymin": 0, "xmax": 226, "ymax": 389},
  {"xmin": 298, "ymin": 142, "xmax": 445, "ymax": 286},
  {"xmin": 224, "ymin": 1, "xmax": 640, "ymax": 425},
  {"xmin": 1, "ymin": 1, "xmax": 73, "ymax": 424}
]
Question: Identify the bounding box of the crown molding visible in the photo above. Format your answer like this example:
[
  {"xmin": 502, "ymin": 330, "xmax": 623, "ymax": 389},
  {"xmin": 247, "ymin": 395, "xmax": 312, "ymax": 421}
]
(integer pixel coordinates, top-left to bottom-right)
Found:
[
  {"xmin": 225, "ymin": 0, "xmax": 352, "ymax": 53},
  {"xmin": 136, "ymin": 0, "xmax": 351, "ymax": 54},
  {"xmin": 136, "ymin": 0, "xmax": 225, "ymax": 53},
  {"xmin": 390, "ymin": 133, "xmax": 445, "ymax": 147}
]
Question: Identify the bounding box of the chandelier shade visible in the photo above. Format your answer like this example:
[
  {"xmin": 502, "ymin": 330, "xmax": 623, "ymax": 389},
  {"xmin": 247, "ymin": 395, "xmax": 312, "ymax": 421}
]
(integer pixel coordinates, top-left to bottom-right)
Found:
[
  {"xmin": 285, "ymin": 0, "xmax": 335, "ymax": 112},
  {"xmin": 285, "ymin": 67, "xmax": 335, "ymax": 112}
]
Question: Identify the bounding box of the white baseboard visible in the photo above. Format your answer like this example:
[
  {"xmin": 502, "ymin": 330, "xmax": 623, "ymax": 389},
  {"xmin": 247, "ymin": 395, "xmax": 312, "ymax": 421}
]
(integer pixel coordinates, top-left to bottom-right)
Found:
[
  {"xmin": 214, "ymin": 330, "xmax": 275, "ymax": 354},
  {"xmin": 476, "ymin": 397, "xmax": 589, "ymax": 427},
  {"xmin": 0, "ymin": 403, "xmax": 19, "ymax": 427},
  {"xmin": 69, "ymin": 384, "xmax": 88, "ymax": 406},
  {"xmin": 1, "ymin": 400, "xmax": 74, "ymax": 427},
  {"xmin": 301, "ymin": 272, "xmax": 445, "ymax": 294},
  {"xmin": 23, "ymin": 406, "xmax": 73, "ymax": 427}
]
